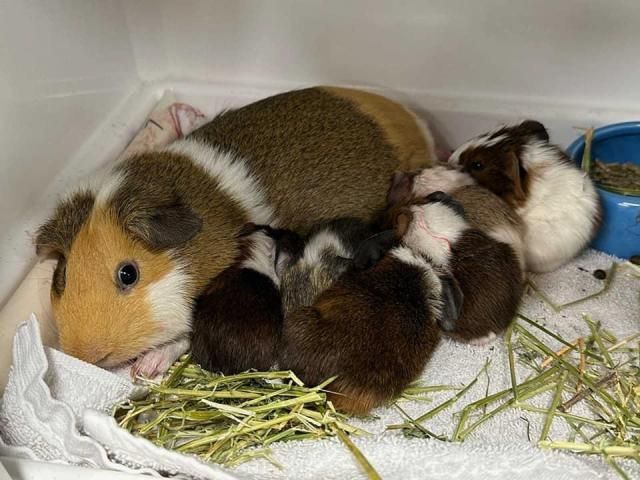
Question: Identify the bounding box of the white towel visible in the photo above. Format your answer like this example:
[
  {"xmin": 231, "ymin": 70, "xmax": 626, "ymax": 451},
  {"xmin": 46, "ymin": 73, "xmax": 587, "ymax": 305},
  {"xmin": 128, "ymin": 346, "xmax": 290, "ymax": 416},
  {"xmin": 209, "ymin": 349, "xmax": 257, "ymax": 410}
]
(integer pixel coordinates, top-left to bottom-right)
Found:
[
  {"xmin": 1, "ymin": 249, "xmax": 638, "ymax": 480},
  {"xmin": 0, "ymin": 316, "xmax": 239, "ymax": 480}
]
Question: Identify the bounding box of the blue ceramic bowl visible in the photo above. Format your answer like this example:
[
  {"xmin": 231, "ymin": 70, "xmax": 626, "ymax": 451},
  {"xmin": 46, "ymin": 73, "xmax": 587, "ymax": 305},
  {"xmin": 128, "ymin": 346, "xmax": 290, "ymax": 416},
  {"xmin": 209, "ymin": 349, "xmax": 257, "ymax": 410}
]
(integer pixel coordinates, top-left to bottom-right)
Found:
[{"xmin": 566, "ymin": 121, "xmax": 640, "ymax": 259}]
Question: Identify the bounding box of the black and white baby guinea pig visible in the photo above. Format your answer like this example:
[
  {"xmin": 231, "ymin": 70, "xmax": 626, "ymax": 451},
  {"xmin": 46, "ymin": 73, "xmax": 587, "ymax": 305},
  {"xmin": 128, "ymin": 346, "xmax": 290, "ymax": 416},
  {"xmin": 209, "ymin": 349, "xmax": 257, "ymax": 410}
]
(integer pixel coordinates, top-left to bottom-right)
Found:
[
  {"xmin": 387, "ymin": 167, "xmax": 526, "ymax": 273},
  {"xmin": 279, "ymin": 217, "xmax": 379, "ymax": 315},
  {"xmin": 369, "ymin": 190, "xmax": 524, "ymax": 345},
  {"xmin": 279, "ymin": 198, "xmax": 465, "ymax": 415},
  {"xmin": 448, "ymin": 120, "xmax": 601, "ymax": 273},
  {"xmin": 189, "ymin": 223, "xmax": 303, "ymax": 374}
]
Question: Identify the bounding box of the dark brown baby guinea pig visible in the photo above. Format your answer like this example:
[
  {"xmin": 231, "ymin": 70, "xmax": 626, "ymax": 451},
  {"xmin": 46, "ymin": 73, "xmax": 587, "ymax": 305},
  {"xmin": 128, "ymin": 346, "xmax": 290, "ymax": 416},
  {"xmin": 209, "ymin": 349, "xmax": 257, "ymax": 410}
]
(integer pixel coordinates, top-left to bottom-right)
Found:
[
  {"xmin": 190, "ymin": 223, "xmax": 303, "ymax": 374},
  {"xmin": 279, "ymin": 199, "xmax": 467, "ymax": 415}
]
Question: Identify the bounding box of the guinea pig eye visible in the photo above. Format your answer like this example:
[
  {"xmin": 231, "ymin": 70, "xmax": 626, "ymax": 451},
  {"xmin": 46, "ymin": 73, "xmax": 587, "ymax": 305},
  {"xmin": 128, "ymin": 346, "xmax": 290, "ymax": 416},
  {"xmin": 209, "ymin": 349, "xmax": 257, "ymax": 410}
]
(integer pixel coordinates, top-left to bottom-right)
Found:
[
  {"xmin": 116, "ymin": 261, "xmax": 139, "ymax": 290},
  {"xmin": 470, "ymin": 161, "xmax": 484, "ymax": 171}
]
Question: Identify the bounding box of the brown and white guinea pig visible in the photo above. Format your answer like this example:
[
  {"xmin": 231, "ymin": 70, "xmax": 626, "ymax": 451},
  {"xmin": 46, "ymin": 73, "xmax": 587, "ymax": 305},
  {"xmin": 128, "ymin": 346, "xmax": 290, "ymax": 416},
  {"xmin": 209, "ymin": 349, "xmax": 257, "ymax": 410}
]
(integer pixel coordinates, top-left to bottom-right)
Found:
[
  {"xmin": 447, "ymin": 120, "xmax": 601, "ymax": 273},
  {"xmin": 34, "ymin": 87, "xmax": 437, "ymax": 376},
  {"xmin": 280, "ymin": 217, "xmax": 378, "ymax": 315},
  {"xmin": 279, "ymin": 198, "xmax": 466, "ymax": 415},
  {"xmin": 386, "ymin": 166, "xmax": 527, "ymax": 273},
  {"xmin": 188, "ymin": 223, "xmax": 303, "ymax": 376},
  {"xmin": 365, "ymin": 189, "xmax": 523, "ymax": 344}
]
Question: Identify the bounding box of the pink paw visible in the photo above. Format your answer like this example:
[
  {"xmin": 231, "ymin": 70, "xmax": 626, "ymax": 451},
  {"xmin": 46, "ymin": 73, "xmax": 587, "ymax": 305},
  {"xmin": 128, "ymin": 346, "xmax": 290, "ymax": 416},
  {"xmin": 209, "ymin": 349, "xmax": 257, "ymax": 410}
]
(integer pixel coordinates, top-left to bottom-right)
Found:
[
  {"xmin": 131, "ymin": 350, "xmax": 172, "ymax": 380},
  {"xmin": 130, "ymin": 338, "xmax": 190, "ymax": 381}
]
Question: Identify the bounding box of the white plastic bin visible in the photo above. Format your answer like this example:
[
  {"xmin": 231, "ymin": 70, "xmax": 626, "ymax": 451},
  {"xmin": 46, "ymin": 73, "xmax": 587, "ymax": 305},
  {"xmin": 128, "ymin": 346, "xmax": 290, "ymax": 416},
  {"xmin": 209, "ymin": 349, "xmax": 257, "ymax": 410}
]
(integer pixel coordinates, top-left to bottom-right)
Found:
[{"xmin": 1, "ymin": 1, "xmax": 639, "ymax": 478}]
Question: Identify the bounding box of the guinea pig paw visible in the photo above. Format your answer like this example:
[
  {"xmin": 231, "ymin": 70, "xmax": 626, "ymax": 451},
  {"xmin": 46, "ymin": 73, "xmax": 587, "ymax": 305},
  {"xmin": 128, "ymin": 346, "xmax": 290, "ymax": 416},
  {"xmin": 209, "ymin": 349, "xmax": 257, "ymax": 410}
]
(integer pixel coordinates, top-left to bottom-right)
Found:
[
  {"xmin": 467, "ymin": 332, "xmax": 498, "ymax": 346},
  {"xmin": 130, "ymin": 349, "xmax": 174, "ymax": 380}
]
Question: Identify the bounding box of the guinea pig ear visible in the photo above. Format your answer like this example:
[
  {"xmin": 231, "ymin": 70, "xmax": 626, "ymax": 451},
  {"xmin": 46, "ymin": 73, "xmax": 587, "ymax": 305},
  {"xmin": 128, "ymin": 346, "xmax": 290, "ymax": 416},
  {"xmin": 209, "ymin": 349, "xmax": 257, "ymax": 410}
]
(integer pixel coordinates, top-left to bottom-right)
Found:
[
  {"xmin": 393, "ymin": 207, "xmax": 414, "ymax": 238},
  {"xmin": 437, "ymin": 275, "xmax": 464, "ymax": 332},
  {"xmin": 35, "ymin": 189, "xmax": 95, "ymax": 257},
  {"xmin": 352, "ymin": 230, "xmax": 396, "ymax": 270},
  {"xmin": 273, "ymin": 230, "xmax": 304, "ymax": 278},
  {"xmin": 516, "ymin": 120, "xmax": 549, "ymax": 143},
  {"xmin": 387, "ymin": 171, "xmax": 417, "ymax": 207},
  {"xmin": 127, "ymin": 204, "xmax": 203, "ymax": 250},
  {"xmin": 236, "ymin": 222, "xmax": 260, "ymax": 238},
  {"xmin": 506, "ymin": 153, "xmax": 527, "ymax": 203}
]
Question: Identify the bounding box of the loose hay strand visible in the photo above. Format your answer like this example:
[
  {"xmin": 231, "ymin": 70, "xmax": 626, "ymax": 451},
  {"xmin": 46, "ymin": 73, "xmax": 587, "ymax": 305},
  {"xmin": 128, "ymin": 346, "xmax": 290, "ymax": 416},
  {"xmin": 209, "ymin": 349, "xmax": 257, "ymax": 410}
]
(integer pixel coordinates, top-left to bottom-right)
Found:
[{"xmin": 335, "ymin": 428, "xmax": 382, "ymax": 480}]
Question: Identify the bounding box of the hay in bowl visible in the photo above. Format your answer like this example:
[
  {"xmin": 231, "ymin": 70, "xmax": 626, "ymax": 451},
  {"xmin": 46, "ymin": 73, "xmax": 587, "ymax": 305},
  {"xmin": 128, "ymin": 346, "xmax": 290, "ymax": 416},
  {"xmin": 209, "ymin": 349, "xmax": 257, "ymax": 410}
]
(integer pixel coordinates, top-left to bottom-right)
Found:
[{"xmin": 567, "ymin": 123, "xmax": 640, "ymax": 259}]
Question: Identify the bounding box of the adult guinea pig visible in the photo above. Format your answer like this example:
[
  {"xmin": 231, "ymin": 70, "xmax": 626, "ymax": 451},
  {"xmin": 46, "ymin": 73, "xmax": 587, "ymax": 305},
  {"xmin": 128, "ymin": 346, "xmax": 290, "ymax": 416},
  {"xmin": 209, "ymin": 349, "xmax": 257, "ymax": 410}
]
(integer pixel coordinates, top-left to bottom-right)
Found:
[
  {"xmin": 279, "ymin": 196, "xmax": 465, "ymax": 415},
  {"xmin": 447, "ymin": 120, "xmax": 601, "ymax": 273},
  {"xmin": 35, "ymin": 87, "xmax": 437, "ymax": 376},
  {"xmin": 188, "ymin": 224, "xmax": 303, "ymax": 376}
]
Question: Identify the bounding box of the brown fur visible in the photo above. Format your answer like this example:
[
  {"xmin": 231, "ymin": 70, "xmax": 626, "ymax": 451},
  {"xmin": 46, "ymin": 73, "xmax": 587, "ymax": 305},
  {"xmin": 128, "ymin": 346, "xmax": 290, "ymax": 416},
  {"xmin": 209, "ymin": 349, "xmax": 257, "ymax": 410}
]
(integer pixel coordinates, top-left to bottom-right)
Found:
[
  {"xmin": 189, "ymin": 87, "xmax": 432, "ymax": 232},
  {"xmin": 37, "ymin": 86, "xmax": 433, "ymax": 367},
  {"xmin": 191, "ymin": 266, "xmax": 282, "ymax": 374},
  {"xmin": 190, "ymin": 225, "xmax": 302, "ymax": 374},
  {"xmin": 36, "ymin": 190, "xmax": 95, "ymax": 256},
  {"xmin": 450, "ymin": 186, "xmax": 525, "ymax": 240},
  {"xmin": 446, "ymin": 228, "xmax": 523, "ymax": 342},
  {"xmin": 323, "ymin": 86, "xmax": 434, "ymax": 171},
  {"xmin": 111, "ymin": 152, "xmax": 246, "ymax": 293},
  {"xmin": 280, "ymin": 255, "xmax": 441, "ymax": 415}
]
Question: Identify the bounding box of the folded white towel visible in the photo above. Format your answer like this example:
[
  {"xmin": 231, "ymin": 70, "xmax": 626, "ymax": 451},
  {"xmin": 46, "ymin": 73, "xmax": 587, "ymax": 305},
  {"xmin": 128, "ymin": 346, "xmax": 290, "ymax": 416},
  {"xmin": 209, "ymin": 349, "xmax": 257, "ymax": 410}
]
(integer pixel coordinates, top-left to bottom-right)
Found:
[{"xmin": 0, "ymin": 316, "xmax": 238, "ymax": 480}]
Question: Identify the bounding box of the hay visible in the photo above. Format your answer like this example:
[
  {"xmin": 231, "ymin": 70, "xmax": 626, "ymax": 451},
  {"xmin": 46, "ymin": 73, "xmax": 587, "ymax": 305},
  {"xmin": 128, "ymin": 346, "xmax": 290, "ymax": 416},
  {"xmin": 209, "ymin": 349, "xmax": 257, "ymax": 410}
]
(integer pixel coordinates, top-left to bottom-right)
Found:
[{"xmin": 114, "ymin": 359, "xmax": 372, "ymax": 471}]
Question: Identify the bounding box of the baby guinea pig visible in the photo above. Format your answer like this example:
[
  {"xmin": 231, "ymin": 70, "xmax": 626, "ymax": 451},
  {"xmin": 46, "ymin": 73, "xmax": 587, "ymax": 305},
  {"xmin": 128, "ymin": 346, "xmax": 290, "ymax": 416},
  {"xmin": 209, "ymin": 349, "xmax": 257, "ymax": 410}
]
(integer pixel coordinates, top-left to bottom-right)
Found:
[
  {"xmin": 448, "ymin": 120, "xmax": 601, "ymax": 273},
  {"xmin": 386, "ymin": 166, "xmax": 526, "ymax": 272},
  {"xmin": 279, "ymin": 197, "xmax": 466, "ymax": 415},
  {"xmin": 365, "ymin": 189, "xmax": 524, "ymax": 345},
  {"xmin": 189, "ymin": 223, "xmax": 303, "ymax": 374},
  {"xmin": 280, "ymin": 217, "xmax": 379, "ymax": 315}
]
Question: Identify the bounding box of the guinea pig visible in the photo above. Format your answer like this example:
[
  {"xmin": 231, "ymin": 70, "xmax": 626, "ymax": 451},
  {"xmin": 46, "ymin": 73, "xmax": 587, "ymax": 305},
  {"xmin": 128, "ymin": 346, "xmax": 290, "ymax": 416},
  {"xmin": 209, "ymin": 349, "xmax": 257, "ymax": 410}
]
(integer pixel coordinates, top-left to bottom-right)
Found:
[
  {"xmin": 447, "ymin": 120, "xmax": 601, "ymax": 273},
  {"xmin": 279, "ymin": 198, "xmax": 466, "ymax": 414},
  {"xmin": 35, "ymin": 86, "xmax": 437, "ymax": 376},
  {"xmin": 188, "ymin": 224, "xmax": 303, "ymax": 376},
  {"xmin": 362, "ymin": 190, "xmax": 523, "ymax": 344},
  {"xmin": 385, "ymin": 166, "xmax": 527, "ymax": 272},
  {"xmin": 280, "ymin": 217, "xmax": 378, "ymax": 315}
]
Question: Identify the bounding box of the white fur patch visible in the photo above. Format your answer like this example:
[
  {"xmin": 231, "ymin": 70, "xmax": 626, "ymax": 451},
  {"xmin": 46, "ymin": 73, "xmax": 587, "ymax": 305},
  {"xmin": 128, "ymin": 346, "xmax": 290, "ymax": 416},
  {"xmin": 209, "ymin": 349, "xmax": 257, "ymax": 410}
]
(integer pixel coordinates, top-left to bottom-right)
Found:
[
  {"xmin": 448, "ymin": 130, "xmax": 507, "ymax": 166},
  {"xmin": 412, "ymin": 166, "xmax": 476, "ymax": 197},
  {"xmin": 94, "ymin": 170, "xmax": 126, "ymax": 207},
  {"xmin": 146, "ymin": 261, "xmax": 193, "ymax": 347},
  {"xmin": 468, "ymin": 331, "xmax": 498, "ymax": 346},
  {"xmin": 241, "ymin": 231, "xmax": 280, "ymax": 286},
  {"xmin": 301, "ymin": 230, "xmax": 350, "ymax": 266},
  {"xmin": 390, "ymin": 245, "xmax": 431, "ymax": 270},
  {"xmin": 166, "ymin": 139, "xmax": 276, "ymax": 225},
  {"xmin": 402, "ymin": 202, "xmax": 468, "ymax": 266},
  {"xmin": 517, "ymin": 143, "xmax": 600, "ymax": 272}
]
